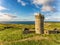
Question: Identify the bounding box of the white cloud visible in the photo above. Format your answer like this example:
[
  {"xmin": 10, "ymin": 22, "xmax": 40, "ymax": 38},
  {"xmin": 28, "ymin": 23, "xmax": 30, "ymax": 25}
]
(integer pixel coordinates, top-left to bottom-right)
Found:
[
  {"xmin": 32, "ymin": 0, "xmax": 55, "ymax": 12},
  {"xmin": 32, "ymin": 0, "xmax": 48, "ymax": 5},
  {"xmin": 45, "ymin": 17, "xmax": 60, "ymax": 21},
  {"xmin": 17, "ymin": 0, "xmax": 27, "ymax": 6},
  {"xmin": 0, "ymin": 6, "xmax": 8, "ymax": 10},
  {"xmin": 32, "ymin": 0, "xmax": 54, "ymax": 5},
  {"xmin": 34, "ymin": 13, "xmax": 40, "ymax": 15},
  {"xmin": 0, "ymin": 13, "xmax": 17, "ymax": 21},
  {"xmin": 45, "ymin": 12, "xmax": 60, "ymax": 21},
  {"xmin": 42, "ymin": 5, "xmax": 55, "ymax": 12}
]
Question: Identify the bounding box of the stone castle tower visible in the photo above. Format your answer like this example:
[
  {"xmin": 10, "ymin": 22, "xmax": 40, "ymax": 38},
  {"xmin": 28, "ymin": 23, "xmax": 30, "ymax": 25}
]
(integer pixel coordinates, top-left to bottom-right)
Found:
[{"xmin": 35, "ymin": 13, "xmax": 44, "ymax": 34}]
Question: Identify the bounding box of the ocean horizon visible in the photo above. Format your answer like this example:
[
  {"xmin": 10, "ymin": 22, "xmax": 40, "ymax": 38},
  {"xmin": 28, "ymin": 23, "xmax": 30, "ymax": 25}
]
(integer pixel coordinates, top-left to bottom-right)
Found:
[
  {"xmin": 0, "ymin": 21, "xmax": 35, "ymax": 24},
  {"xmin": 0, "ymin": 21, "xmax": 60, "ymax": 24}
]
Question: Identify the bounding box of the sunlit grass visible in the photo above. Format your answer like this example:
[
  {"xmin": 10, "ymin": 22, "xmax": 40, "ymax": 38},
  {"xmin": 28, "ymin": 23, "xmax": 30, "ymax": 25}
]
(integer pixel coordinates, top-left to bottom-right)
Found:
[{"xmin": 0, "ymin": 22, "xmax": 60, "ymax": 45}]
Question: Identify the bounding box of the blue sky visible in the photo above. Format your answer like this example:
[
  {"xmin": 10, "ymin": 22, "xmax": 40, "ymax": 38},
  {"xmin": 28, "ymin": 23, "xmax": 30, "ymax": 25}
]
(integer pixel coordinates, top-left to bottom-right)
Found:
[{"xmin": 0, "ymin": 0, "xmax": 60, "ymax": 21}]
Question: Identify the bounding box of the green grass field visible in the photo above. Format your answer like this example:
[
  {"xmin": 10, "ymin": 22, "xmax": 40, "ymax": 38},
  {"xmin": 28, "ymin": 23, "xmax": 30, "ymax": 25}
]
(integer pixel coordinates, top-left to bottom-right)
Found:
[{"xmin": 0, "ymin": 22, "xmax": 60, "ymax": 45}]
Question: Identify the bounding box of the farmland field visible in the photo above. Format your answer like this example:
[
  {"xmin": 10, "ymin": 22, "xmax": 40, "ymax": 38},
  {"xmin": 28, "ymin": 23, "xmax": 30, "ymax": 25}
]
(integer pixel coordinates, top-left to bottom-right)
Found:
[{"xmin": 0, "ymin": 22, "xmax": 60, "ymax": 45}]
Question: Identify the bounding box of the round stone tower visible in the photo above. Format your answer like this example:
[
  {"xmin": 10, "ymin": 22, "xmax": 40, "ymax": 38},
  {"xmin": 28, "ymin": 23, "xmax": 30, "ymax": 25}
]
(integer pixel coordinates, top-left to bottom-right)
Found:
[{"xmin": 35, "ymin": 13, "xmax": 44, "ymax": 34}]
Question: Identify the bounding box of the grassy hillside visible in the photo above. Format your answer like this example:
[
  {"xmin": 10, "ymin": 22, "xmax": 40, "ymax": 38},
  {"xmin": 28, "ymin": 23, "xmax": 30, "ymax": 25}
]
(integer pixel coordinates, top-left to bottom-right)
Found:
[
  {"xmin": 4, "ymin": 38, "xmax": 60, "ymax": 45},
  {"xmin": 0, "ymin": 22, "xmax": 60, "ymax": 45},
  {"xmin": 44, "ymin": 22, "xmax": 60, "ymax": 30}
]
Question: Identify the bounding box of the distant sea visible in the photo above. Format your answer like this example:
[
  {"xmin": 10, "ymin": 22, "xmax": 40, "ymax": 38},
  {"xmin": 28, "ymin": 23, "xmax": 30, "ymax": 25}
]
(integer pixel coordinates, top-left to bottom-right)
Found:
[
  {"xmin": 0, "ymin": 21, "xmax": 35, "ymax": 24},
  {"xmin": 0, "ymin": 21, "xmax": 60, "ymax": 24}
]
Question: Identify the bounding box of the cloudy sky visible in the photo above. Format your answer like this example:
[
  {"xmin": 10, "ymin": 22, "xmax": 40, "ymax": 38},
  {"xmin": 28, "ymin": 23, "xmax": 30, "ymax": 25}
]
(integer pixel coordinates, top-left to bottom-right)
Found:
[{"xmin": 0, "ymin": 0, "xmax": 60, "ymax": 21}]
